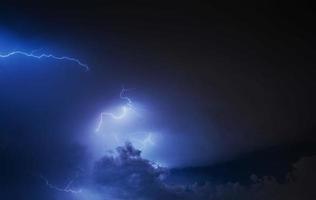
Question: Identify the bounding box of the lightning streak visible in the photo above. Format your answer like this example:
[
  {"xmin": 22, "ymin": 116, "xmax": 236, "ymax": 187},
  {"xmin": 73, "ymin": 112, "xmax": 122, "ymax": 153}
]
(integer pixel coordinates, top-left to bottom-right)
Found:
[
  {"xmin": 39, "ymin": 175, "xmax": 82, "ymax": 194},
  {"xmin": 119, "ymin": 87, "xmax": 133, "ymax": 107},
  {"xmin": 0, "ymin": 50, "xmax": 89, "ymax": 71},
  {"xmin": 95, "ymin": 88, "xmax": 134, "ymax": 132}
]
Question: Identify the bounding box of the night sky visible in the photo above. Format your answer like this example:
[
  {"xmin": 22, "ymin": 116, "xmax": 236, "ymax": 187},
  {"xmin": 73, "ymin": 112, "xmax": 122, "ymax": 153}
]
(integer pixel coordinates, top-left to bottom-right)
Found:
[{"xmin": 0, "ymin": 1, "xmax": 315, "ymax": 200}]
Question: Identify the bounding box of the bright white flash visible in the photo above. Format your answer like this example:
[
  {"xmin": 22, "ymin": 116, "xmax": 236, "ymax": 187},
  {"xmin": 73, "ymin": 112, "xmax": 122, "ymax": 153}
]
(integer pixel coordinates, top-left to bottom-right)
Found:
[
  {"xmin": 0, "ymin": 50, "xmax": 89, "ymax": 71},
  {"xmin": 112, "ymin": 132, "xmax": 155, "ymax": 149},
  {"xmin": 134, "ymin": 133, "xmax": 155, "ymax": 149},
  {"xmin": 95, "ymin": 88, "xmax": 135, "ymax": 132},
  {"xmin": 39, "ymin": 175, "xmax": 82, "ymax": 194},
  {"xmin": 93, "ymin": 88, "xmax": 157, "ymax": 159}
]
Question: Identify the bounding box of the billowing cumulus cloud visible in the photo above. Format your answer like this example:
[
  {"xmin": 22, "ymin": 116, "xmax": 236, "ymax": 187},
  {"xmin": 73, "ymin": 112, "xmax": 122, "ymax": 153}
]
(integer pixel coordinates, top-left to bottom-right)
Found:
[
  {"xmin": 92, "ymin": 143, "xmax": 316, "ymax": 200},
  {"xmin": 92, "ymin": 142, "xmax": 183, "ymax": 199}
]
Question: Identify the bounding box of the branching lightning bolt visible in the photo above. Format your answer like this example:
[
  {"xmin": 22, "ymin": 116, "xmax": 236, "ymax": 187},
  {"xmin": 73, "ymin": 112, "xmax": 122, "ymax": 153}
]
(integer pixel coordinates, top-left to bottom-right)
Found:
[
  {"xmin": 0, "ymin": 50, "xmax": 89, "ymax": 71},
  {"xmin": 95, "ymin": 87, "xmax": 135, "ymax": 132},
  {"xmin": 39, "ymin": 175, "xmax": 82, "ymax": 194}
]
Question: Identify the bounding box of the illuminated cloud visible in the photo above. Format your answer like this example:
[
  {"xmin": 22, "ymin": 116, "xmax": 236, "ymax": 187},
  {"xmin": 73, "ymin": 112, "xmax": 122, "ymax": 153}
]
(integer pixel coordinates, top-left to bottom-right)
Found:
[
  {"xmin": 92, "ymin": 142, "xmax": 182, "ymax": 199},
  {"xmin": 91, "ymin": 143, "xmax": 316, "ymax": 200}
]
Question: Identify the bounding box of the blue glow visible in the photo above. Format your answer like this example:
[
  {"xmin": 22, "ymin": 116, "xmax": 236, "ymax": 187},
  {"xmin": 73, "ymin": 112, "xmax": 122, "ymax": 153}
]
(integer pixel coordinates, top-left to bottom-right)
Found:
[
  {"xmin": 95, "ymin": 105, "xmax": 131, "ymax": 132},
  {"xmin": 95, "ymin": 88, "xmax": 135, "ymax": 132},
  {"xmin": 91, "ymin": 88, "xmax": 158, "ymax": 163},
  {"xmin": 0, "ymin": 50, "xmax": 89, "ymax": 71},
  {"xmin": 111, "ymin": 131, "xmax": 156, "ymax": 150}
]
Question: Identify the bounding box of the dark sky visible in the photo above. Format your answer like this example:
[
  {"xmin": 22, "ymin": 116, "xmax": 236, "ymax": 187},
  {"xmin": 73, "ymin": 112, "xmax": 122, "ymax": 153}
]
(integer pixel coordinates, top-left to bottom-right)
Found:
[{"xmin": 0, "ymin": 1, "xmax": 315, "ymax": 199}]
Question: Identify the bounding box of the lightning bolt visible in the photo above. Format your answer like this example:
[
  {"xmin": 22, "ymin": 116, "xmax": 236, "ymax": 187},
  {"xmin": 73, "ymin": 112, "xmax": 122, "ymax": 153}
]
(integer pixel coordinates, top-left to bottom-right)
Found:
[
  {"xmin": 0, "ymin": 50, "xmax": 89, "ymax": 71},
  {"xmin": 95, "ymin": 87, "xmax": 135, "ymax": 132},
  {"xmin": 39, "ymin": 175, "xmax": 82, "ymax": 194}
]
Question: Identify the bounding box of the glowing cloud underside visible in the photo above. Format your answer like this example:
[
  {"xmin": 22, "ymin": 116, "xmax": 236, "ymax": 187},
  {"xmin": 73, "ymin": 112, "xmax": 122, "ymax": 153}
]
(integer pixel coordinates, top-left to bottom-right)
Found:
[{"xmin": 0, "ymin": 50, "xmax": 89, "ymax": 71}]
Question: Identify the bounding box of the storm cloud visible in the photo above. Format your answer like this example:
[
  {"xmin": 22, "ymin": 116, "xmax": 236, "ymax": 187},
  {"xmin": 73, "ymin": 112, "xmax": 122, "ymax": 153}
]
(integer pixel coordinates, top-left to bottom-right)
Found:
[
  {"xmin": 92, "ymin": 142, "xmax": 183, "ymax": 199},
  {"xmin": 92, "ymin": 143, "xmax": 316, "ymax": 200}
]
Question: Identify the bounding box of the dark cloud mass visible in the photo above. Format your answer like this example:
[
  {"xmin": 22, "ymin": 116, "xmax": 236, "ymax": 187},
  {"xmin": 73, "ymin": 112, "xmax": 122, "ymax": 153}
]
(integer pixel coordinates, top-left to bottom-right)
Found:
[
  {"xmin": 91, "ymin": 143, "xmax": 316, "ymax": 200},
  {"xmin": 93, "ymin": 143, "xmax": 182, "ymax": 199}
]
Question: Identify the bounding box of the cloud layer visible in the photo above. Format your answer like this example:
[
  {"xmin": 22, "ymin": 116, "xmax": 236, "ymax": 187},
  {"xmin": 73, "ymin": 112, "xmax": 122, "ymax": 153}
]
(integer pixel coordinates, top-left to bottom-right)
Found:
[{"xmin": 92, "ymin": 143, "xmax": 316, "ymax": 200}]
